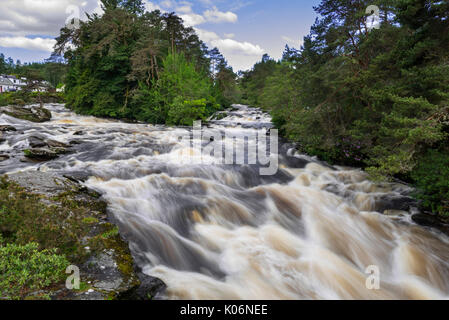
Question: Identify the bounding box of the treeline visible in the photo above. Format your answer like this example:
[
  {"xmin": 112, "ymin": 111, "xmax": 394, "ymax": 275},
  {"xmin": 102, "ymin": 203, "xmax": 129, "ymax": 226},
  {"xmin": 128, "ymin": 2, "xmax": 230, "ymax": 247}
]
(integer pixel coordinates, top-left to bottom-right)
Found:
[
  {"xmin": 0, "ymin": 53, "xmax": 67, "ymax": 88},
  {"xmin": 55, "ymin": 0, "xmax": 240, "ymax": 125},
  {"xmin": 240, "ymin": 0, "xmax": 449, "ymax": 216}
]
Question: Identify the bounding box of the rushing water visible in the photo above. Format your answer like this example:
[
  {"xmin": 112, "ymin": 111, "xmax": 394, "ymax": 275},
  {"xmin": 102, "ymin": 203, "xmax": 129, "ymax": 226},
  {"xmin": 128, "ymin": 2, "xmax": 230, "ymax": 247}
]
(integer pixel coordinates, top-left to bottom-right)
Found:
[{"xmin": 1, "ymin": 104, "xmax": 449, "ymax": 300}]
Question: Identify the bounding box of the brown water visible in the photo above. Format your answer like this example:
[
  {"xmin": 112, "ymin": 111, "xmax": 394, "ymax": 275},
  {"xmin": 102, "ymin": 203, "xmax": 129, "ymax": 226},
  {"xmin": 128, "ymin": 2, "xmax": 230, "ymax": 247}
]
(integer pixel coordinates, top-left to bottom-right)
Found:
[{"xmin": 1, "ymin": 104, "xmax": 448, "ymax": 299}]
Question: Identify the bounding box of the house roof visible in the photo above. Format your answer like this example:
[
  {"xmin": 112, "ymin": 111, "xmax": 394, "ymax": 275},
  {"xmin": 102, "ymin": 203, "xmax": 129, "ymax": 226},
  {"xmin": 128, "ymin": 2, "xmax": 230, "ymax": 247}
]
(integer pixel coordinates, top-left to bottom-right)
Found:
[{"xmin": 0, "ymin": 77, "xmax": 14, "ymax": 86}]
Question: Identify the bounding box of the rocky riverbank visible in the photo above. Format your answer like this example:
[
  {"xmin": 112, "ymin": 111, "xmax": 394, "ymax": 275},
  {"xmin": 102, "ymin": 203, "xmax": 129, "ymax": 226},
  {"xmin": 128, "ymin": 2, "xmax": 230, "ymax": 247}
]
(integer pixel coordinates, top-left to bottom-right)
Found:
[
  {"xmin": 1, "ymin": 170, "xmax": 166, "ymax": 300},
  {"xmin": 1, "ymin": 104, "xmax": 166, "ymax": 300}
]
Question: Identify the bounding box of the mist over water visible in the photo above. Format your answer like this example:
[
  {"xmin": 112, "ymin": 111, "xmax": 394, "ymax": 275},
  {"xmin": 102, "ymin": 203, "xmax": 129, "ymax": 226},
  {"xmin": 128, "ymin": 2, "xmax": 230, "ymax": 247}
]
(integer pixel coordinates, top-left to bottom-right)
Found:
[{"xmin": 1, "ymin": 104, "xmax": 449, "ymax": 299}]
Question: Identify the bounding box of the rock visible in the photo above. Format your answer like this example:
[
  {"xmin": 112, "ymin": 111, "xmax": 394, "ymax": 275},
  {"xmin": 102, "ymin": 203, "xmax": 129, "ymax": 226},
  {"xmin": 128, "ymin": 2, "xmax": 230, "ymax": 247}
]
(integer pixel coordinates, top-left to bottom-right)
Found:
[
  {"xmin": 7, "ymin": 171, "xmax": 78, "ymax": 196},
  {"xmin": 384, "ymin": 210, "xmax": 408, "ymax": 217},
  {"xmin": 118, "ymin": 276, "xmax": 167, "ymax": 301},
  {"xmin": 412, "ymin": 214, "xmax": 440, "ymax": 227},
  {"xmin": 28, "ymin": 136, "xmax": 47, "ymax": 148},
  {"xmin": 0, "ymin": 154, "xmax": 10, "ymax": 162},
  {"xmin": 375, "ymin": 195, "xmax": 417, "ymax": 213},
  {"xmin": 73, "ymin": 131, "xmax": 85, "ymax": 136},
  {"xmin": 28, "ymin": 136, "xmax": 69, "ymax": 149},
  {"xmin": 0, "ymin": 125, "xmax": 16, "ymax": 132},
  {"xmin": 411, "ymin": 214, "xmax": 449, "ymax": 237},
  {"xmin": 284, "ymin": 155, "xmax": 310, "ymax": 169},
  {"xmin": 63, "ymin": 172, "xmax": 91, "ymax": 183},
  {"xmin": 0, "ymin": 105, "xmax": 52, "ymax": 123},
  {"xmin": 46, "ymin": 139, "xmax": 69, "ymax": 148},
  {"xmin": 24, "ymin": 147, "xmax": 69, "ymax": 161}
]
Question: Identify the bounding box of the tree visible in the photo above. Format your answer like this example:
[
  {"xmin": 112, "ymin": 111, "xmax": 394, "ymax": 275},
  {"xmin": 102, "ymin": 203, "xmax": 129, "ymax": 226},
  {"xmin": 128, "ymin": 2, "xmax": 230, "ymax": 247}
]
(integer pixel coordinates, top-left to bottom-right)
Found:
[{"xmin": 55, "ymin": 3, "xmax": 229, "ymax": 123}]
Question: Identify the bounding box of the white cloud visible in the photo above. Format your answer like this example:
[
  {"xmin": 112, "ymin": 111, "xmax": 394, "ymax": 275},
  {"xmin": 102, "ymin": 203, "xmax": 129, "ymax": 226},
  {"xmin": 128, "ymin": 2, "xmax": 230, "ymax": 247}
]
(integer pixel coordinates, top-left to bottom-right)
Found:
[
  {"xmin": 224, "ymin": 33, "xmax": 235, "ymax": 39},
  {"xmin": 211, "ymin": 38, "xmax": 263, "ymax": 56},
  {"xmin": 194, "ymin": 28, "xmax": 219, "ymax": 42},
  {"xmin": 146, "ymin": 1, "xmax": 163, "ymax": 12},
  {"xmin": 180, "ymin": 13, "xmax": 206, "ymax": 27},
  {"xmin": 203, "ymin": 6, "xmax": 238, "ymax": 24},
  {"xmin": 0, "ymin": 0, "xmax": 101, "ymax": 37},
  {"xmin": 0, "ymin": 36, "xmax": 57, "ymax": 52},
  {"xmin": 282, "ymin": 35, "xmax": 303, "ymax": 48}
]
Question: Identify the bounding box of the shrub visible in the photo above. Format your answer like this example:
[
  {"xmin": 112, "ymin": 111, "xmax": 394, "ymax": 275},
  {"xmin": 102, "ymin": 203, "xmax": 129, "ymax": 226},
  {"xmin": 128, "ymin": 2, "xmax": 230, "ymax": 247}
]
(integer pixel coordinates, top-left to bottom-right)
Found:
[
  {"xmin": 167, "ymin": 97, "xmax": 208, "ymax": 126},
  {"xmin": 0, "ymin": 242, "xmax": 69, "ymax": 299},
  {"xmin": 411, "ymin": 149, "xmax": 449, "ymax": 217}
]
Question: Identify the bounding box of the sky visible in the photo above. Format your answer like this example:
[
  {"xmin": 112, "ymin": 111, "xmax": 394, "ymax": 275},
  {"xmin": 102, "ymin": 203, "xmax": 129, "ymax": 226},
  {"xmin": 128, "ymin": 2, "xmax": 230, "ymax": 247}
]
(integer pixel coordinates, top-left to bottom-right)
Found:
[{"xmin": 0, "ymin": 0, "xmax": 322, "ymax": 71}]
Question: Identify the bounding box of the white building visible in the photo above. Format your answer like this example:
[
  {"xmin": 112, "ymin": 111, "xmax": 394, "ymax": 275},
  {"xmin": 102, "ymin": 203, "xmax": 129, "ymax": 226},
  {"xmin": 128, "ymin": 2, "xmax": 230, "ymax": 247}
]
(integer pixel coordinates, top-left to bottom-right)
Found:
[{"xmin": 0, "ymin": 75, "xmax": 27, "ymax": 93}]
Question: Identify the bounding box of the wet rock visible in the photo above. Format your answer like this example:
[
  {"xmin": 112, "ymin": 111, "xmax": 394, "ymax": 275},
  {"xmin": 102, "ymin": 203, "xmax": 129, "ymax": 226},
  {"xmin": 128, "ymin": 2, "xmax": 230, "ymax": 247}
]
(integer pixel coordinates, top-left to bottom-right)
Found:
[
  {"xmin": 375, "ymin": 195, "xmax": 418, "ymax": 213},
  {"xmin": 0, "ymin": 105, "xmax": 52, "ymax": 123},
  {"xmin": 63, "ymin": 171, "xmax": 91, "ymax": 183},
  {"xmin": 118, "ymin": 276, "xmax": 167, "ymax": 300},
  {"xmin": 69, "ymin": 140, "xmax": 84, "ymax": 145},
  {"xmin": 73, "ymin": 131, "xmax": 85, "ymax": 136},
  {"xmin": 412, "ymin": 214, "xmax": 440, "ymax": 227},
  {"xmin": 24, "ymin": 148, "xmax": 66, "ymax": 161},
  {"xmin": 411, "ymin": 214, "xmax": 449, "ymax": 236},
  {"xmin": 46, "ymin": 139, "xmax": 69, "ymax": 148},
  {"xmin": 384, "ymin": 210, "xmax": 408, "ymax": 217},
  {"xmin": 28, "ymin": 135, "xmax": 69, "ymax": 149},
  {"xmin": 284, "ymin": 155, "xmax": 310, "ymax": 169},
  {"xmin": 0, "ymin": 154, "xmax": 10, "ymax": 162},
  {"xmin": 0, "ymin": 125, "xmax": 16, "ymax": 132},
  {"xmin": 28, "ymin": 135, "xmax": 47, "ymax": 148}
]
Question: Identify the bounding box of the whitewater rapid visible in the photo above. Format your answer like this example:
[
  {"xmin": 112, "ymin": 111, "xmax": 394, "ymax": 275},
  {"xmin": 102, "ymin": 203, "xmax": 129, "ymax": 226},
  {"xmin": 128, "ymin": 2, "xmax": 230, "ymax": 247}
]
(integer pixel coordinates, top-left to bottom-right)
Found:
[{"xmin": 1, "ymin": 104, "xmax": 448, "ymax": 299}]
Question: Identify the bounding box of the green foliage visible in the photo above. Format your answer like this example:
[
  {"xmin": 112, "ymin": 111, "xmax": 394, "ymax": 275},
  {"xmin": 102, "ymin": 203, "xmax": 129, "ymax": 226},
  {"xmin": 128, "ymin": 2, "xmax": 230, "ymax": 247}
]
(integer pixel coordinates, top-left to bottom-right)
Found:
[
  {"xmin": 241, "ymin": 0, "xmax": 449, "ymax": 216},
  {"xmin": 0, "ymin": 91, "xmax": 65, "ymax": 107},
  {"xmin": 0, "ymin": 177, "xmax": 100, "ymax": 262},
  {"xmin": 411, "ymin": 149, "xmax": 449, "ymax": 217},
  {"xmin": 0, "ymin": 242, "xmax": 69, "ymax": 299},
  {"xmin": 56, "ymin": 5, "xmax": 237, "ymax": 124}
]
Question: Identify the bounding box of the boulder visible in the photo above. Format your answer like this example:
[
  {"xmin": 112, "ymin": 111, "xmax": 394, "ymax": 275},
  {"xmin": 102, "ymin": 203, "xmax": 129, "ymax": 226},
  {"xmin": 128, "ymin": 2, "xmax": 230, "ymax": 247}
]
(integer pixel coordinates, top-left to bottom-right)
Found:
[
  {"xmin": 412, "ymin": 214, "xmax": 440, "ymax": 227},
  {"xmin": 24, "ymin": 147, "xmax": 69, "ymax": 161},
  {"xmin": 0, "ymin": 154, "xmax": 10, "ymax": 162},
  {"xmin": 46, "ymin": 139, "xmax": 69, "ymax": 148},
  {"xmin": 0, "ymin": 125, "xmax": 16, "ymax": 132},
  {"xmin": 28, "ymin": 136, "xmax": 47, "ymax": 148},
  {"xmin": 375, "ymin": 195, "xmax": 418, "ymax": 213},
  {"xmin": 118, "ymin": 276, "xmax": 167, "ymax": 300},
  {"xmin": 0, "ymin": 105, "xmax": 52, "ymax": 123}
]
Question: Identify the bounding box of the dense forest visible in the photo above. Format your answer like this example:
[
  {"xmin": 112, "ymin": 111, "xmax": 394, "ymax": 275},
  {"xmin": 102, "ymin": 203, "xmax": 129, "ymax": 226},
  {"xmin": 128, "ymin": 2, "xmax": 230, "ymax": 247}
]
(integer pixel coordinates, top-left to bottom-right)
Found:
[
  {"xmin": 240, "ymin": 0, "xmax": 449, "ymax": 217},
  {"xmin": 55, "ymin": 0, "xmax": 240, "ymax": 125},
  {"xmin": 0, "ymin": 53, "xmax": 67, "ymax": 88}
]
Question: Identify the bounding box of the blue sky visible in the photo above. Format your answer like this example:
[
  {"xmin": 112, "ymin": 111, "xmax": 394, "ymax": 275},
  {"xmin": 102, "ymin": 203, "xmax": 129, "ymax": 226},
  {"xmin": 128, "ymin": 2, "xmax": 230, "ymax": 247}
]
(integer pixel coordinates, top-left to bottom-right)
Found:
[{"xmin": 0, "ymin": 0, "xmax": 321, "ymax": 71}]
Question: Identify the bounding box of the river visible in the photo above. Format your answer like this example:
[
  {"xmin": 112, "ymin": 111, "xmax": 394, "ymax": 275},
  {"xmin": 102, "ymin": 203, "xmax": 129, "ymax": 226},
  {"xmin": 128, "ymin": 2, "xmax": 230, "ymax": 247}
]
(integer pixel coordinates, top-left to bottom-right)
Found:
[{"xmin": 1, "ymin": 104, "xmax": 449, "ymax": 299}]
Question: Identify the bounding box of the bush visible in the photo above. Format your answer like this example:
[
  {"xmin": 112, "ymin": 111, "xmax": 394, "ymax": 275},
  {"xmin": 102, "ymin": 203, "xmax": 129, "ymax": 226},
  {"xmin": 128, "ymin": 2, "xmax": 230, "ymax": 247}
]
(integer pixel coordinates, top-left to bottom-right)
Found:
[
  {"xmin": 0, "ymin": 177, "xmax": 95, "ymax": 261},
  {"xmin": 0, "ymin": 242, "xmax": 69, "ymax": 299},
  {"xmin": 411, "ymin": 149, "xmax": 449, "ymax": 217},
  {"xmin": 167, "ymin": 98, "xmax": 213, "ymax": 126}
]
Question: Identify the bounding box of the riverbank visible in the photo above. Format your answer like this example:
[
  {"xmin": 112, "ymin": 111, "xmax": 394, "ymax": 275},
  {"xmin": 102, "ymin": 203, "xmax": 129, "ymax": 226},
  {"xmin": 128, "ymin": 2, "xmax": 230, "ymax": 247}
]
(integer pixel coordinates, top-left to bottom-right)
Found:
[
  {"xmin": 0, "ymin": 170, "xmax": 166, "ymax": 300},
  {"xmin": 0, "ymin": 105, "xmax": 166, "ymax": 300}
]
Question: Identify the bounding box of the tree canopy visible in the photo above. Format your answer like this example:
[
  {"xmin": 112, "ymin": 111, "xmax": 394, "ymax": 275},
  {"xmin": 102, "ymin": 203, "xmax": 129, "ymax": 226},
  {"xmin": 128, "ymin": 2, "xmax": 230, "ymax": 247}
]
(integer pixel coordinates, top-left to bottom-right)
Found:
[{"xmin": 55, "ymin": 0, "xmax": 239, "ymax": 124}]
